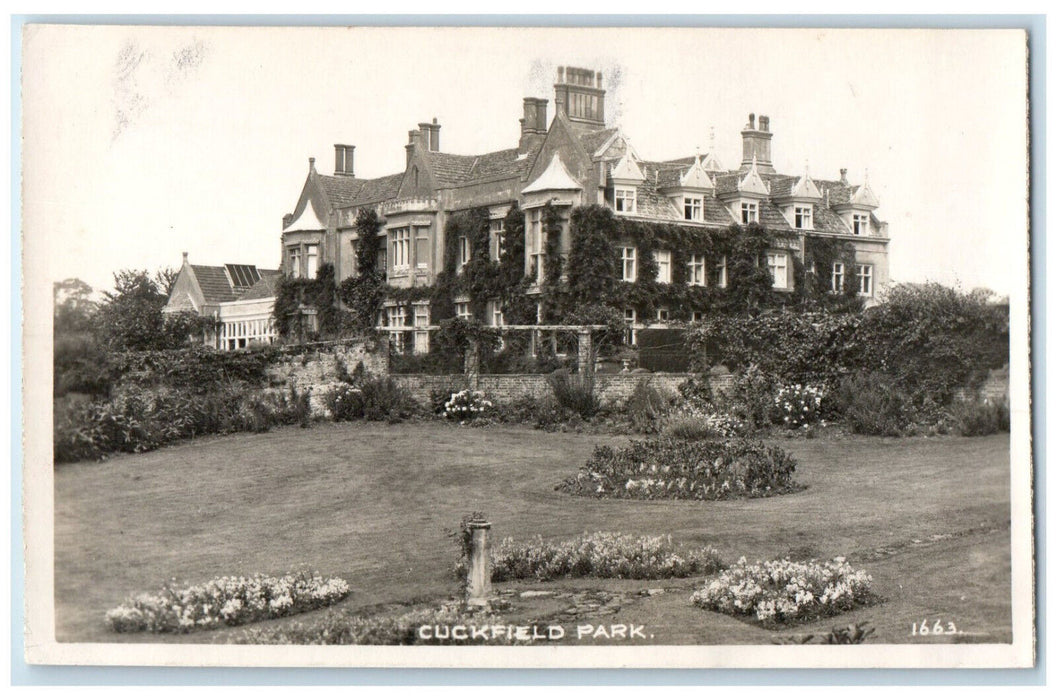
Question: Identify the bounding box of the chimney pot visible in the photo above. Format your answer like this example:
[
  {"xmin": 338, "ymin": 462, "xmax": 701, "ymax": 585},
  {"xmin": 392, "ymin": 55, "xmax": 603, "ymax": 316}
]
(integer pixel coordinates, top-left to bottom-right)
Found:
[
  {"xmin": 839, "ymin": 168, "xmax": 848, "ymax": 185},
  {"xmin": 182, "ymin": 251, "xmax": 188, "ymax": 263},
  {"xmin": 759, "ymin": 115, "xmax": 769, "ymax": 132},
  {"xmin": 748, "ymin": 113, "xmax": 756, "ymax": 129}
]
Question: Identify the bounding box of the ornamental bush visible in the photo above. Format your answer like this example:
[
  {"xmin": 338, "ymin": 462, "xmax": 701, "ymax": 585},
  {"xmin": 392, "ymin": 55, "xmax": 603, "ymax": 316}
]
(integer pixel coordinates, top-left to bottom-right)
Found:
[
  {"xmin": 443, "ymin": 389, "xmax": 494, "ymax": 422},
  {"xmin": 771, "ymin": 383, "xmax": 824, "ymax": 428},
  {"xmin": 453, "ymin": 532, "xmax": 723, "ymax": 583},
  {"xmin": 106, "ymin": 570, "xmax": 350, "ymax": 633},
  {"xmin": 949, "ymin": 397, "xmax": 1010, "ymax": 436},
  {"xmin": 558, "ymin": 437, "xmax": 803, "ymax": 500},
  {"xmin": 690, "ymin": 557, "xmax": 874, "ymax": 627}
]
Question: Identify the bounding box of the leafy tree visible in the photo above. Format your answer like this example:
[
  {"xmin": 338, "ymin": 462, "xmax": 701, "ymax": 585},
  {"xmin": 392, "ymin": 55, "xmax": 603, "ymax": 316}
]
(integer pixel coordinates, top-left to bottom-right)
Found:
[
  {"xmin": 53, "ymin": 278, "xmax": 97, "ymax": 335},
  {"xmin": 97, "ymin": 269, "xmax": 199, "ymax": 351}
]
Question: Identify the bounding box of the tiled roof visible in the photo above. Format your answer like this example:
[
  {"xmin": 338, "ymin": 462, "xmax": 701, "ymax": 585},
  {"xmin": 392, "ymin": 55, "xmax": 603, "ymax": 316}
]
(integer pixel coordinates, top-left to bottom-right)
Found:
[
  {"xmin": 191, "ymin": 265, "xmax": 238, "ymax": 304},
  {"xmin": 578, "ymin": 127, "xmax": 619, "ymax": 156},
  {"xmin": 767, "ymin": 175, "xmax": 799, "ymax": 198},
  {"xmin": 758, "ymin": 201, "xmax": 793, "ymax": 231},
  {"xmin": 702, "ymin": 198, "xmax": 736, "ymax": 226},
  {"xmin": 810, "ymin": 202, "xmax": 850, "ymax": 234},
  {"xmin": 318, "ymin": 173, "xmax": 404, "ymax": 208},
  {"xmin": 471, "ymin": 146, "xmax": 538, "ymax": 180},
  {"xmin": 427, "ymin": 152, "xmax": 478, "ymax": 187},
  {"xmin": 318, "ymin": 175, "xmax": 368, "ymax": 207},
  {"xmin": 237, "ymin": 270, "xmax": 282, "ymax": 300}
]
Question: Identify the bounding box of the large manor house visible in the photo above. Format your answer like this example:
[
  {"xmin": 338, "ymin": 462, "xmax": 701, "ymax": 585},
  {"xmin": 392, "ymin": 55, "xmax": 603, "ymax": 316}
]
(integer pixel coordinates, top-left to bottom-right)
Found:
[{"xmin": 165, "ymin": 66, "xmax": 889, "ymax": 350}]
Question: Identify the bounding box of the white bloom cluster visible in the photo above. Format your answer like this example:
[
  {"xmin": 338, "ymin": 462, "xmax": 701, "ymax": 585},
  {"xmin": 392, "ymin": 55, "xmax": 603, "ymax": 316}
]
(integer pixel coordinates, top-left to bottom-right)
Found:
[
  {"xmin": 444, "ymin": 389, "xmax": 493, "ymax": 423},
  {"xmin": 106, "ymin": 571, "xmax": 351, "ymax": 633},
  {"xmin": 773, "ymin": 383, "xmax": 825, "ymax": 428},
  {"xmin": 690, "ymin": 556, "xmax": 872, "ymax": 623},
  {"xmin": 474, "ymin": 532, "xmax": 723, "ymax": 581}
]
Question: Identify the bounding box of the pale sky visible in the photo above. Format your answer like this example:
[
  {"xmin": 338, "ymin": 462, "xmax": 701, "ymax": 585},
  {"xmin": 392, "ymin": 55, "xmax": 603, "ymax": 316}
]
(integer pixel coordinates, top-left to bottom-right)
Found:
[{"xmin": 22, "ymin": 25, "xmax": 1028, "ymax": 297}]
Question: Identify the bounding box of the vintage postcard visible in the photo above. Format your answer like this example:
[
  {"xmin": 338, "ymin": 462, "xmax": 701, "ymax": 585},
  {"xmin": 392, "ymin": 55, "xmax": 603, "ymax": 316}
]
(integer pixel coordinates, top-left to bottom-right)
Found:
[{"xmin": 21, "ymin": 24, "xmax": 1034, "ymax": 668}]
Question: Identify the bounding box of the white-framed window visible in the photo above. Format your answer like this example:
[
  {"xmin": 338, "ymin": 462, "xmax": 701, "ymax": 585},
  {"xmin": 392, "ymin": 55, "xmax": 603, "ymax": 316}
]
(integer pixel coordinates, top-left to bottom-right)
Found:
[
  {"xmin": 715, "ymin": 255, "xmax": 728, "ymax": 288},
  {"xmin": 288, "ymin": 247, "xmax": 302, "ymax": 278},
  {"xmin": 614, "ymin": 187, "xmax": 637, "ymax": 213},
  {"xmin": 489, "ymin": 218, "xmax": 505, "ymax": 261},
  {"xmin": 458, "ymin": 235, "xmax": 471, "ymax": 271},
  {"xmin": 683, "ymin": 196, "xmax": 703, "ymax": 221},
  {"xmin": 413, "ymin": 304, "xmax": 430, "ymax": 355},
  {"xmin": 390, "ymin": 227, "xmax": 411, "ymax": 270},
  {"xmin": 741, "ymin": 201, "xmax": 759, "ymax": 224},
  {"xmin": 767, "ymin": 251, "xmax": 789, "ymax": 289},
  {"xmin": 455, "ymin": 301, "xmax": 472, "ymax": 320},
  {"xmin": 832, "ymin": 262, "xmax": 845, "ymax": 293},
  {"xmin": 624, "ymin": 308, "xmax": 637, "ymax": 345},
  {"xmin": 691, "ymin": 311, "xmax": 704, "ymax": 322},
  {"xmin": 655, "ymin": 250, "xmax": 672, "ymax": 284},
  {"xmin": 621, "ymin": 246, "xmax": 637, "ymax": 282},
  {"xmin": 656, "ymin": 307, "xmax": 670, "ymax": 322},
  {"xmin": 688, "ymin": 254, "xmax": 706, "ymax": 286},
  {"xmin": 415, "ymin": 229, "xmax": 430, "ymax": 270},
  {"xmin": 794, "ymin": 205, "xmax": 813, "ymax": 230},
  {"xmin": 853, "ymin": 213, "xmax": 870, "ymax": 236},
  {"xmin": 389, "ymin": 305, "xmax": 407, "ymax": 353},
  {"xmin": 305, "ymin": 244, "xmax": 319, "ymax": 279},
  {"xmin": 528, "ymin": 208, "xmax": 544, "ymax": 284},
  {"xmin": 492, "ymin": 300, "xmax": 504, "ymax": 327},
  {"xmin": 857, "ymin": 264, "xmax": 874, "ymax": 296}
]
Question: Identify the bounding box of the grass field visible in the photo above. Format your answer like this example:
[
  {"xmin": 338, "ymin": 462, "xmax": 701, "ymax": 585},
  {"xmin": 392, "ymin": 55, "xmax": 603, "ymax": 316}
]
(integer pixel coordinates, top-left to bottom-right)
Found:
[{"xmin": 53, "ymin": 422, "xmax": 1011, "ymax": 644}]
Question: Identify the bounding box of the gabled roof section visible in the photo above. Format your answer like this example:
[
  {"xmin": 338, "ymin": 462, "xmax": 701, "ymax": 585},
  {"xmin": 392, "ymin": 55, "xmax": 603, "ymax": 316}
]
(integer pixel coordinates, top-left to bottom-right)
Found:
[
  {"xmin": 736, "ymin": 157, "xmax": 769, "ymax": 197},
  {"xmin": 522, "ymin": 152, "xmax": 582, "ymax": 194},
  {"xmin": 579, "ymin": 127, "xmax": 620, "ymax": 158},
  {"xmin": 610, "ymin": 151, "xmax": 645, "ymax": 182},
  {"xmin": 283, "ymin": 199, "xmax": 328, "ymax": 232},
  {"xmin": 700, "ymin": 151, "xmax": 724, "ymax": 172},
  {"xmin": 317, "ymin": 175, "xmax": 367, "ymax": 208},
  {"xmin": 772, "ymin": 170, "xmax": 822, "ymax": 201},
  {"xmin": 679, "ymin": 158, "xmax": 715, "ymax": 190},
  {"xmin": 850, "ymin": 181, "xmax": 880, "ymax": 208},
  {"xmin": 237, "ymin": 270, "xmax": 282, "ymax": 301},
  {"xmin": 190, "ymin": 265, "xmax": 238, "ymax": 304}
]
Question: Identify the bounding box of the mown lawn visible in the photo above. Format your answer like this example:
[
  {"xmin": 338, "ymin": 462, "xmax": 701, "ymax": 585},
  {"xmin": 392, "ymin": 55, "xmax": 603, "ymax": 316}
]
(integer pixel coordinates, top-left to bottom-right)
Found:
[{"xmin": 53, "ymin": 422, "xmax": 1011, "ymax": 644}]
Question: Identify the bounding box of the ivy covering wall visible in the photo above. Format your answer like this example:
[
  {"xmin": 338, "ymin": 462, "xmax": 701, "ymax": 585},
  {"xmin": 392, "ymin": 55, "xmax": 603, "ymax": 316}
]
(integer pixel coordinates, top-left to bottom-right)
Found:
[{"xmin": 296, "ymin": 201, "xmax": 867, "ymax": 345}]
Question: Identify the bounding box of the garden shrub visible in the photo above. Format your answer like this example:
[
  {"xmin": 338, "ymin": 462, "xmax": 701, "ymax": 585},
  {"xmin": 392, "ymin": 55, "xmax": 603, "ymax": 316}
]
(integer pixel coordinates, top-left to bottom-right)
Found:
[
  {"xmin": 53, "ymin": 332, "xmax": 113, "ymax": 397},
  {"xmin": 430, "ymin": 380, "xmax": 469, "ymax": 415},
  {"xmin": 625, "ymin": 377, "xmax": 671, "ymax": 433},
  {"xmin": 230, "ymin": 602, "xmax": 508, "ymax": 645},
  {"xmin": 771, "ymin": 383, "xmax": 824, "ymax": 429},
  {"xmin": 53, "ymin": 384, "xmax": 311, "ymax": 463},
  {"xmin": 546, "ymin": 368, "xmax": 599, "ymax": 419},
  {"xmin": 106, "ymin": 570, "xmax": 350, "ymax": 633},
  {"xmin": 949, "ymin": 397, "xmax": 1010, "ymax": 436},
  {"xmin": 443, "ymin": 389, "xmax": 494, "ymax": 422},
  {"xmin": 714, "ymin": 364, "xmax": 776, "ymax": 431},
  {"xmin": 664, "ymin": 411, "xmax": 745, "ymax": 441},
  {"xmin": 454, "ymin": 532, "xmax": 723, "ymax": 582},
  {"xmin": 832, "ymin": 371, "xmax": 916, "ymax": 436},
  {"xmin": 325, "ymin": 374, "xmax": 419, "ymax": 422},
  {"xmin": 690, "ymin": 557, "xmax": 874, "ymax": 627},
  {"xmin": 558, "ymin": 437, "xmax": 803, "ymax": 500}
]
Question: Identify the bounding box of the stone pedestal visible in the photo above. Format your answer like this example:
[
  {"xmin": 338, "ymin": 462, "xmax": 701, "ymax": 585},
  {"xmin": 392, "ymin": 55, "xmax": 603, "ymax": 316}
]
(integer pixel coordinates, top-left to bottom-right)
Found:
[{"xmin": 466, "ymin": 519, "xmax": 492, "ymax": 608}]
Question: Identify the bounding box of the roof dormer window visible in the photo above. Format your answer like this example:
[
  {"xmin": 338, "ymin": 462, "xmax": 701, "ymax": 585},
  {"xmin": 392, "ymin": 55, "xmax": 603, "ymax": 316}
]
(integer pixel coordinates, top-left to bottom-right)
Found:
[
  {"xmin": 741, "ymin": 201, "xmax": 758, "ymax": 224},
  {"xmin": 614, "ymin": 187, "xmax": 637, "ymax": 214},
  {"xmin": 853, "ymin": 213, "xmax": 870, "ymax": 236},
  {"xmin": 794, "ymin": 205, "xmax": 813, "ymax": 230},
  {"xmin": 683, "ymin": 196, "xmax": 703, "ymax": 222}
]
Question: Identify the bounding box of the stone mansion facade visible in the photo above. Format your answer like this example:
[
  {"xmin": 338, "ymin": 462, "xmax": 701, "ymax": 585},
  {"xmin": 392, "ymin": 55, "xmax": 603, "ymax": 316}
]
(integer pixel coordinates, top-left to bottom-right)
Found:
[{"xmin": 274, "ymin": 65, "xmax": 889, "ymax": 348}]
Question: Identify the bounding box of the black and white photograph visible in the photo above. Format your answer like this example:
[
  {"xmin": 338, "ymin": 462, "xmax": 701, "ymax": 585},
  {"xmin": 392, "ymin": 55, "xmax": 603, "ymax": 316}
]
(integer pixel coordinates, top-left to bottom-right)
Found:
[{"xmin": 20, "ymin": 23, "xmax": 1034, "ymax": 668}]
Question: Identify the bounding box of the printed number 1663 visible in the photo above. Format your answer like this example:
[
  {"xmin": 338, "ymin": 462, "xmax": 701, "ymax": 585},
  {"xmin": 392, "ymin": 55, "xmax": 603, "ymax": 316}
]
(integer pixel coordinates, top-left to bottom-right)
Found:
[{"xmin": 912, "ymin": 619, "xmax": 958, "ymax": 636}]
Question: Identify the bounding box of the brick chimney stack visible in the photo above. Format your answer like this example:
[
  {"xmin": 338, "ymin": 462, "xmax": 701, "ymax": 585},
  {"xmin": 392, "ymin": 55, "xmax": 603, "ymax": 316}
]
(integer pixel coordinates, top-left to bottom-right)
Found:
[
  {"xmin": 740, "ymin": 112, "xmax": 775, "ymax": 174},
  {"xmin": 519, "ymin": 97, "xmax": 549, "ymax": 152},
  {"xmin": 334, "ymin": 144, "xmax": 355, "ymax": 176},
  {"xmin": 419, "ymin": 119, "xmax": 441, "ymax": 152},
  {"xmin": 553, "ymin": 65, "xmax": 605, "ymax": 131}
]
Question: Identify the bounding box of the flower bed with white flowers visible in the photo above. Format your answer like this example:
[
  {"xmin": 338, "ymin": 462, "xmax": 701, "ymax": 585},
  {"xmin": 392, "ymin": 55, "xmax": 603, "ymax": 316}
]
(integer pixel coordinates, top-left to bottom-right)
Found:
[
  {"xmin": 443, "ymin": 389, "xmax": 493, "ymax": 423},
  {"xmin": 690, "ymin": 557, "xmax": 874, "ymax": 626},
  {"xmin": 105, "ymin": 570, "xmax": 350, "ymax": 633},
  {"xmin": 558, "ymin": 438, "xmax": 804, "ymax": 500},
  {"xmin": 772, "ymin": 383, "xmax": 824, "ymax": 428},
  {"xmin": 455, "ymin": 532, "xmax": 724, "ymax": 582}
]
